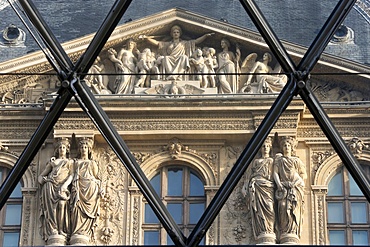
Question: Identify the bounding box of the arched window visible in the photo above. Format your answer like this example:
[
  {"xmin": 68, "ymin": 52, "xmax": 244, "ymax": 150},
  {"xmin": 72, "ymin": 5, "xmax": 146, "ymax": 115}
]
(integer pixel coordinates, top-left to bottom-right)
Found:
[
  {"xmin": 326, "ymin": 165, "xmax": 370, "ymax": 245},
  {"xmin": 143, "ymin": 165, "xmax": 205, "ymax": 245},
  {"xmin": 0, "ymin": 167, "xmax": 23, "ymax": 247}
]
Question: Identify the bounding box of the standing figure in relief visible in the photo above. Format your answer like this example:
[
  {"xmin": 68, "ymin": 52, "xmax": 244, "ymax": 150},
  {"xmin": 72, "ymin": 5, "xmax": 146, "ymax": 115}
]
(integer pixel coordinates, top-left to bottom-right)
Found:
[
  {"xmin": 135, "ymin": 48, "xmax": 159, "ymax": 88},
  {"xmin": 204, "ymin": 47, "xmax": 218, "ymax": 88},
  {"xmin": 242, "ymin": 137, "xmax": 276, "ymax": 244},
  {"xmin": 216, "ymin": 38, "xmax": 240, "ymax": 93},
  {"xmin": 273, "ymin": 136, "xmax": 306, "ymax": 244},
  {"xmin": 38, "ymin": 138, "xmax": 73, "ymax": 245},
  {"xmin": 85, "ymin": 56, "xmax": 111, "ymax": 94},
  {"xmin": 108, "ymin": 39, "xmax": 139, "ymax": 94},
  {"xmin": 142, "ymin": 25, "xmax": 214, "ymax": 81},
  {"xmin": 189, "ymin": 48, "xmax": 207, "ymax": 86},
  {"xmin": 241, "ymin": 52, "xmax": 287, "ymax": 93},
  {"xmin": 70, "ymin": 137, "xmax": 101, "ymax": 245}
]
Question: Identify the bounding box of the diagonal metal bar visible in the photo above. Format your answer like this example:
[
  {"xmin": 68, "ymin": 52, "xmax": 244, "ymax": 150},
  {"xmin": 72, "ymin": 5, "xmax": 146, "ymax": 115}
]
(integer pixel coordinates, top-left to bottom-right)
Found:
[
  {"xmin": 0, "ymin": 87, "xmax": 73, "ymax": 210},
  {"xmin": 298, "ymin": 0, "xmax": 357, "ymax": 72},
  {"xmin": 70, "ymin": 79, "xmax": 186, "ymax": 246},
  {"xmin": 187, "ymin": 77, "xmax": 297, "ymax": 247},
  {"xmin": 295, "ymin": 0, "xmax": 370, "ymax": 201},
  {"xmin": 17, "ymin": 0, "xmax": 73, "ymax": 74},
  {"xmin": 239, "ymin": 0, "xmax": 297, "ymax": 74},
  {"xmin": 299, "ymin": 86, "xmax": 370, "ymax": 201},
  {"xmin": 73, "ymin": 0, "xmax": 133, "ymax": 76},
  {"xmin": 188, "ymin": 1, "xmax": 299, "ymax": 245}
]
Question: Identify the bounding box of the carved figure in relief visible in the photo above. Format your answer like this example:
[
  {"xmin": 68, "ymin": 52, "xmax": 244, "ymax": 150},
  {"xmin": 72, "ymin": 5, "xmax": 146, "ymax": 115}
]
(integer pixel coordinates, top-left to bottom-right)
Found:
[
  {"xmin": 189, "ymin": 48, "xmax": 207, "ymax": 86},
  {"xmin": 273, "ymin": 136, "xmax": 306, "ymax": 244},
  {"xmin": 135, "ymin": 48, "xmax": 159, "ymax": 88},
  {"xmin": 242, "ymin": 137, "xmax": 276, "ymax": 244},
  {"xmin": 38, "ymin": 138, "xmax": 73, "ymax": 244},
  {"xmin": 85, "ymin": 56, "xmax": 111, "ymax": 94},
  {"xmin": 204, "ymin": 47, "xmax": 218, "ymax": 88},
  {"xmin": 141, "ymin": 25, "xmax": 214, "ymax": 81},
  {"xmin": 216, "ymin": 38, "xmax": 240, "ymax": 93},
  {"xmin": 108, "ymin": 39, "xmax": 139, "ymax": 94},
  {"xmin": 70, "ymin": 137, "xmax": 101, "ymax": 245},
  {"xmin": 240, "ymin": 52, "xmax": 287, "ymax": 93}
]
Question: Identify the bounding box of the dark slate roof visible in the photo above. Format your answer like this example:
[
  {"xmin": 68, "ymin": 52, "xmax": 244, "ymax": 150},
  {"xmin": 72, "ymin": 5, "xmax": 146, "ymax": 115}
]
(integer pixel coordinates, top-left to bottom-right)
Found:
[{"xmin": 0, "ymin": 0, "xmax": 369, "ymax": 64}]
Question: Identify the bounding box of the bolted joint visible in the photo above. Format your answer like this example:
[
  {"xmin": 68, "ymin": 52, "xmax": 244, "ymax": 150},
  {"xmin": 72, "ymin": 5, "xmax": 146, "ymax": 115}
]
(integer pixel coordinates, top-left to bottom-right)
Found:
[
  {"xmin": 297, "ymin": 80, "xmax": 306, "ymax": 89},
  {"xmin": 61, "ymin": 80, "xmax": 70, "ymax": 88}
]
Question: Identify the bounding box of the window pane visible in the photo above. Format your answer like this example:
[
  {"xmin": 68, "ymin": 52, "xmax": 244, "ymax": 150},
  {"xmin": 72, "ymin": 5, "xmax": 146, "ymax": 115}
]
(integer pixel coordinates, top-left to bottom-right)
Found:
[
  {"xmin": 5, "ymin": 205, "xmax": 22, "ymax": 225},
  {"xmin": 189, "ymin": 203, "xmax": 204, "ymax": 224},
  {"xmin": 328, "ymin": 170, "xmax": 343, "ymax": 196},
  {"xmin": 144, "ymin": 231, "xmax": 159, "ymax": 245},
  {"xmin": 167, "ymin": 203, "xmax": 182, "ymax": 224},
  {"xmin": 167, "ymin": 168, "xmax": 183, "ymax": 196},
  {"xmin": 150, "ymin": 173, "xmax": 161, "ymax": 196},
  {"xmin": 190, "ymin": 172, "xmax": 204, "ymax": 196},
  {"xmin": 144, "ymin": 204, "xmax": 159, "ymax": 224},
  {"xmin": 10, "ymin": 183, "xmax": 22, "ymax": 198},
  {"xmin": 3, "ymin": 232, "xmax": 19, "ymax": 247},
  {"xmin": 329, "ymin": 230, "xmax": 346, "ymax": 245},
  {"xmin": 351, "ymin": 202, "xmax": 367, "ymax": 224},
  {"xmin": 327, "ymin": 202, "xmax": 344, "ymax": 223},
  {"xmin": 353, "ymin": 230, "xmax": 368, "ymax": 245},
  {"xmin": 349, "ymin": 173, "xmax": 363, "ymax": 196},
  {"xmin": 167, "ymin": 234, "xmax": 174, "ymax": 245}
]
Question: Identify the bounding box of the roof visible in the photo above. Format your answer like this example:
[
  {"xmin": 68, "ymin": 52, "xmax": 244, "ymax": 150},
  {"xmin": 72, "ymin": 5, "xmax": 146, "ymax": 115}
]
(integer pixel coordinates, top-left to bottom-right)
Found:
[{"xmin": 0, "ymin": 0, "xmax": 370, "ymax": 64}]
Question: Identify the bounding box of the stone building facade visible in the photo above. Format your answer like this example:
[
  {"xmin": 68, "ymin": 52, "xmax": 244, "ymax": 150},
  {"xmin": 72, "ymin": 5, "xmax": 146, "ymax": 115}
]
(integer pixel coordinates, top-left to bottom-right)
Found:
[{"xmin": 0, "ymin": 9, "xmax": 369, "ymax": 246}]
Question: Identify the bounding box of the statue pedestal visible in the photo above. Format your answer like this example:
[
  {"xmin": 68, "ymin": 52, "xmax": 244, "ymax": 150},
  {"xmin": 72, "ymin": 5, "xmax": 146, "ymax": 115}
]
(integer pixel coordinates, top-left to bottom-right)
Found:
[
  {"xmin": 70, "ymin": 234, "xmax": 90, "ymax": 246},
  {"xmin": 257, "ymin": 233, "xmax": 276, "ymax": 245},
  {"xmin": 47, "ymin": 234, "xmax": 67, "ymax": 246},
  {"xmin": 279, "ymin": 233, "xmax": 299, "ymax": 244}
]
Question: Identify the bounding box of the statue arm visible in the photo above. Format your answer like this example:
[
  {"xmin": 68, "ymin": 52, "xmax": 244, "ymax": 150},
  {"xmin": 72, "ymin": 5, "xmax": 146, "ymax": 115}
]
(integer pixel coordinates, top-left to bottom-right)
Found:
[
  {"xmin": 141, "ymin": 35, "xmax": 160, "ymax": 46},
  {"xmin": 38, "ymin": 162, "xmax": 52, "ymax": 184},
  {"xmin": 194, "ymin": 33, "xmax": 215, "ymax": 44}
]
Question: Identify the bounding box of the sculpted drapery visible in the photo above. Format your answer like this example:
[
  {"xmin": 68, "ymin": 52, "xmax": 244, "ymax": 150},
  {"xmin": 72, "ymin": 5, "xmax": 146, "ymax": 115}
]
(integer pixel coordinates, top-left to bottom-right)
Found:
[
  {"xmin": 242, "ymin": 137, "xmax": 276, "ymax": 244},
  {"xmin": 70, "ymin": 138, "xmax": 101, "ymax": 244},
  {"xmin": 274, "ymin": 136, "xmax": 306, "ymax": 243},
  {"xmin": 39, "ymin": 138, "xmax": 73, "ymax": 244}
]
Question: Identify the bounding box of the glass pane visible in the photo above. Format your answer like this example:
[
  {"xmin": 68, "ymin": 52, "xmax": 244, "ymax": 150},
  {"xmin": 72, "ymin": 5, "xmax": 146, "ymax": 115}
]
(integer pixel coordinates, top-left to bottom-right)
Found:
[
  {"xmin": 167, "ymin": 168, "xmax": 183, "ymax": 196},
  {"xmin": 3, "ymin": 232, "xmax": 19, "ymax": 247},
  {"xmin": 349, "ymin": 173, "xmax": 363, "ymax": 196},
  {"xmin": 10, "ymin": 183, "xmax": 22, "ymax": 198},
  {"xmin": 327, "ymin": 202, "xmax": 344, "ymax": 223},
  {"xmin": 328, "ymin": 170, "xmax": 343, "ymax": 196},
  {"xmin": 150, "ymin": 173, "xmax": 161, "ymax": 196},
  {"xmin": 167, "ymin": 234, "xmax": 174, "ymax": 245},
  {"xmin": 190, "ymin": 172, "xmax": 204, "ymax": 196},
  {"xmin": 353, "ymin": 230, "xmax": 368, "ymax": 245},
  {"xmin": 329, "ymin": 230, "xmax": 346, "ymax": 245},
  {"xmin": 5, "ymin": 204, "xmax": 22, "ymax": 225},
  {"xmin": 144, "ymin": 231, "xmax": 159, "ymax": 245},
  {"xmin": 189, "ymin": 203, "xmax": 204, "ymax": 224},
  {"xmin": 144, "ymin": 203, "xmax": 159, "ymax": 224},
  {"xmin": 351, "ymin": 202, "xmax": 367, "ymax": 224},
  {"xmin": 167, "ymin": 203, "xmax": 182, "ymax": 224}
]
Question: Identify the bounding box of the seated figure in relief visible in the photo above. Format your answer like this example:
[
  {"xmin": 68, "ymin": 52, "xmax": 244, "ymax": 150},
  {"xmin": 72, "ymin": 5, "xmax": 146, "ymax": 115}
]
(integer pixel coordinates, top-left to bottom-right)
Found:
[
  {"xmin": 39, "ymin": 138, "xmax": 73, "ymax": 245},
  {"xmin": 85, "ymin": 56, "xmax": 111, "ymax": 94},
  {"xmin": 240, "ymin": 52, "xmax": 287, "ymax": 93},
  {"xmin": 141, "ymin": 25, "xmax": 214, "ymax": 81}
]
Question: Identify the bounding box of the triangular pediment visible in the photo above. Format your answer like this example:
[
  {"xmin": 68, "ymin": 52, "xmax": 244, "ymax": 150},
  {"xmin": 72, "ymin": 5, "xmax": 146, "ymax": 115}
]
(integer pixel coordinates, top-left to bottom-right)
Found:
[{"xmin": 0, "ymin": 8, "xmax": 370, "ymax": 103}]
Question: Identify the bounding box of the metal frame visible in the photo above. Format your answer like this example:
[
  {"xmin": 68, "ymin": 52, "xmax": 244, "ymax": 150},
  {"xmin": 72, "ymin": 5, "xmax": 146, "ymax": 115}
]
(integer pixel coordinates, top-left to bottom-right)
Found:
[{"xmin": 0, "ymin": 0, "xmax": 369, "ymax": 246}]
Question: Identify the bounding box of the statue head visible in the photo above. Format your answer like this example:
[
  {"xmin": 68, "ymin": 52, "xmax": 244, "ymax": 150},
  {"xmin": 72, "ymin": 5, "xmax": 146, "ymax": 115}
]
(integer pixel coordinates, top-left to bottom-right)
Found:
[
  {"xmin": 77, "ymin": 137, "xmax": 94, "ymax": 159},
  {"xmin": 54, "ymin": 137, "xmax": 71, "ymax": 158},
  {"xmin": 125, "ymin": 38, "xmax": 137, "ymax": 50},
  {"xmin": 279, "ymin": 136, "xmax": 297, "ymax": 156},
  {"xmin": 170, "ymin": 25, "xmax": 183, "ymax": 38},
  {"xmin": 263, "ymin": 52, "xmax": 272, "ymax": 63},
  {"xmin": 220, "ymin": 38, "xmax": 231, "ymax": 48}
]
